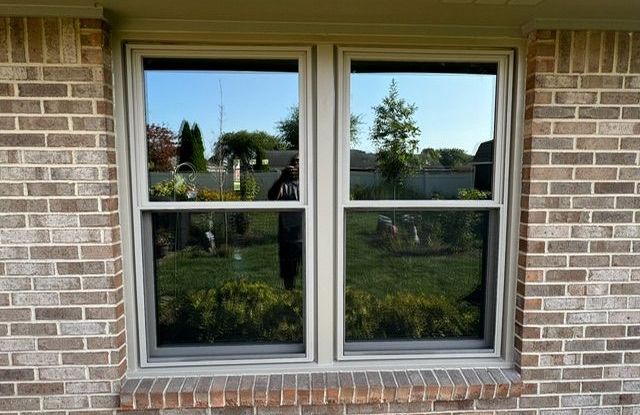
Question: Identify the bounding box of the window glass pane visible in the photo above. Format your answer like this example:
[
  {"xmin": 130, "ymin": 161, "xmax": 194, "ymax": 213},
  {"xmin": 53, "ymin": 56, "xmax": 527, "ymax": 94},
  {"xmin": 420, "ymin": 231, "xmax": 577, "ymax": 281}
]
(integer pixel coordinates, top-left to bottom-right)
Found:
[
  {"xmin": 144, "ymin": 59, "xmax": 301, "ymax": 202},
  {"xmin": 349, "ymin": 61, "xmax": 497, "ymax": 201},
  {"xmin": 148, "ymin": 210, "xmax": 304, "ymax": 352},
  {"xmin": 344, "ymin": 209, "xmax": 494, "ymax": 347}
]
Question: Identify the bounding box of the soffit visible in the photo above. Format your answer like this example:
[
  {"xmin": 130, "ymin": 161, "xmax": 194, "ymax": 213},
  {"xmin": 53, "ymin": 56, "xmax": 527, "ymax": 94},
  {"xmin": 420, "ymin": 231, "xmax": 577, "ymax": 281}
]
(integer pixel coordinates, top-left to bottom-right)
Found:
[{"xmin": 0, "ymin": 0, "xmax": 638, "ymax": 37}]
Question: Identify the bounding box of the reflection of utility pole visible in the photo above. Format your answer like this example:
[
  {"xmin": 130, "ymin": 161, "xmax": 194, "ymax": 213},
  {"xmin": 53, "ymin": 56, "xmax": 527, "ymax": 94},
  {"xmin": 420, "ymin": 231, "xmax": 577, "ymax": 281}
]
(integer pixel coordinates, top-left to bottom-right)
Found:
[
  {"xmin": 217, "ymin": 80, "xmax": 229, "ymax": 248},
  {"xmin": 217, "ymin": 80, "xmax": 225, "ymax": 199}
]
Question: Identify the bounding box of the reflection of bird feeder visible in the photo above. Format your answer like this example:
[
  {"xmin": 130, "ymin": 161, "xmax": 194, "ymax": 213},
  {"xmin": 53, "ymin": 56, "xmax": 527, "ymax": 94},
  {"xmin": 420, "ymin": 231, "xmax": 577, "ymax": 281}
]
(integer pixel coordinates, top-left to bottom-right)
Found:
[{"xmin": 233, "ymin": 159, "xmax": 241, "ymax": 191}]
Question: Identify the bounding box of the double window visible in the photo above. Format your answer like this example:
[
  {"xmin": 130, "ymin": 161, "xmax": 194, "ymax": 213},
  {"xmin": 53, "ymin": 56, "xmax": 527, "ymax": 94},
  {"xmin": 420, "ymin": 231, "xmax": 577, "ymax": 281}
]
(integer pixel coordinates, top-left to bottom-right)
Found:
[{"xmin": 125, "ymin": 46, "xmax": 515, "ymax": 367}]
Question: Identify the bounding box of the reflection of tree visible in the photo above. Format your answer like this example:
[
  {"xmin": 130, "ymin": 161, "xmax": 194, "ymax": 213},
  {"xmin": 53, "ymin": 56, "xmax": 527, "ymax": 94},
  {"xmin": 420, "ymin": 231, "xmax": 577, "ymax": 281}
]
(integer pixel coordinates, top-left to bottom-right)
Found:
[
  {"xmin": 421, "ymin": 148, "xmax": 472, "ymax": 168},
  {"xmin": 213, "ymin": 130, "xmax": 286, "ymax": 172},
  {"xmin": 178, "ymin": 120, "xmax": 207, "ymax": 172},
  {"xmin": 370, "ymin": 79, "xmax": 420, "ymax": 199},
  {"xmin": 147, "ymin": 124, "xmax": 176, "ymax": 172},
  {"xmin": 277, "ymin": 106, "xmax": 363, "ymax": 149}
]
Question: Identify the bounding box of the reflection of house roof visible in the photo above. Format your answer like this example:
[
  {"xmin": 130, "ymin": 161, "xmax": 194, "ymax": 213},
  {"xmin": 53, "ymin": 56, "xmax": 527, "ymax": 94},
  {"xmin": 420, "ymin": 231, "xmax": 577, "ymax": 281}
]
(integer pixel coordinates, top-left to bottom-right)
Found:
[
  {"xmin": 350, "ymin": 150, "xmax": 377, "ymax": 170},
  {"xmin": 264, "ymin": 150, "xmax": 299, "ymax": 169},
  {"xmin": 472, "ymin": 140, "xmax": 493, "ymax": 164}
]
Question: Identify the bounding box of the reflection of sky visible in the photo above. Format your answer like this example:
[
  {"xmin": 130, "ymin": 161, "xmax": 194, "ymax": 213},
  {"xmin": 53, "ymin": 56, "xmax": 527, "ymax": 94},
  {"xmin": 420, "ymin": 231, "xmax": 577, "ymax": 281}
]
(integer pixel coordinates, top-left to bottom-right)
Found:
[
  {"xmin": 145, "ymin": 71, "xmax": 299, "ymax": 157},
  {"xmin": 351, "ymin": 73, "xmax": 496, "ymax": 155},
  {"xmin": 145, "ymin": 70, "xmax": 496, "ymax": 158}
]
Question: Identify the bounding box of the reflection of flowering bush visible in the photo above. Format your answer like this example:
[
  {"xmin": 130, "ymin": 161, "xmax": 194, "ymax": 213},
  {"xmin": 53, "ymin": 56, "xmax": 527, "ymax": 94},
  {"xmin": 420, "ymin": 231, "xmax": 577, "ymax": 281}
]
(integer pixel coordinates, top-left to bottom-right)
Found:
[
  {"xmin": 149, "ymin": 177, "xmax": 240, "ymax": 202},
  {"xmin": 149, "ymin": 176, "xmax": 190, "ymax": 201}
]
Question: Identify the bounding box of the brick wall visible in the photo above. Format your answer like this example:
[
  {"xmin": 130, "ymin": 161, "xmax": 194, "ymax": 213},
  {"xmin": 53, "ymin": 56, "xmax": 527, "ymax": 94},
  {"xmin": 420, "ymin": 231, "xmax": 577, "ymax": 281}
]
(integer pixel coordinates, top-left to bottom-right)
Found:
[
  {"xmin": 0, "ymin": 17, "xmax": 125, "ymax": 413},
  {"xmin": 517, "ymin": 29, "xmax": 640, "ymax": 414},
  {"xmin": 0, "ymin": 15, "xmax": 639, "ymax": 415}
]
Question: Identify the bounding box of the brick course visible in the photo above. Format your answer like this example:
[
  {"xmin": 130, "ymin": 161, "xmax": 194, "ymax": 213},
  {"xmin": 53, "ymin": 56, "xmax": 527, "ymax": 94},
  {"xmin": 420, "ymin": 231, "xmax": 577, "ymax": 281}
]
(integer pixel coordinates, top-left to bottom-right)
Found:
[{"xmin": 0, "ymin": 16, "xmax": 125, "ymax": 414}]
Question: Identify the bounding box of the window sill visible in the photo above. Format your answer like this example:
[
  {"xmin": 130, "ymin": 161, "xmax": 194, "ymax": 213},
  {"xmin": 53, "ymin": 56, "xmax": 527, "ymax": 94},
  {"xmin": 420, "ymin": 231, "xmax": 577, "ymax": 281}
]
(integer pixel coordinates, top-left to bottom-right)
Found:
[{"xmin": 119, "ymin": 368, "xmax": 522, "ymax": 411}]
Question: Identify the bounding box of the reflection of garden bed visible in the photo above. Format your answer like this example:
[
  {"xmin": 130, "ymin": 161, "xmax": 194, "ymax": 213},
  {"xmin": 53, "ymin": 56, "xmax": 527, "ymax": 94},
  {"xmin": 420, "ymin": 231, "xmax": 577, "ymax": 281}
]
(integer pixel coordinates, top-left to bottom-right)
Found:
[{"xmin": 157, "ymin": 280, "xmax": 480, "ymax": 346}]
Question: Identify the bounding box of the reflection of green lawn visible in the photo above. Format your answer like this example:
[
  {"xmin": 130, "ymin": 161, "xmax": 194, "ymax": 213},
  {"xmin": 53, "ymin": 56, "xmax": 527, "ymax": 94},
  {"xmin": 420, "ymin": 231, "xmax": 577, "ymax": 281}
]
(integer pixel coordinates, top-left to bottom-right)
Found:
[
  {"xmin": 156, "ymin": 212, "xmax": 481, "ymax": 302},
  {"xmin": 345, "ymin": 212, "xmax": 482, "ymax": 301},
  {"xmin": 156, "ymin": 214, "xmax": 285, "ymax": 297}
]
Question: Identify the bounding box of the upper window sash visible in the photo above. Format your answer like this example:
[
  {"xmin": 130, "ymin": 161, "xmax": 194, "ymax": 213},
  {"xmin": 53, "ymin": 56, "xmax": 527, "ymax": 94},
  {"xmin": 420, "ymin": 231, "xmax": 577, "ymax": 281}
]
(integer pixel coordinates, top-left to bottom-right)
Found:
[
  {"xmin": 126, "ymin": 46, "xmax": 312, "ymax": 210},
  {"xmin": 338, "ymin": 49, "xmax": 513, "ymax": 209}
]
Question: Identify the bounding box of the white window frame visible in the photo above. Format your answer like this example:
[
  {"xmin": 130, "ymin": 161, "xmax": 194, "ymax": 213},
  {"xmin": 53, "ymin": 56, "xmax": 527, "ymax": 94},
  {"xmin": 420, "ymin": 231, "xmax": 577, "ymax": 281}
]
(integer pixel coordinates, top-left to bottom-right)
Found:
[
  {"xmin": 125, "ymin": 44, "xmax": 315, "ymax": 367},
  {"xmin": 335, "ymin": 47, "xmax": 515, "ymax": 361},
  {"xmin": 117, "ymin": 42, "xmax": 522, "ymax": 373}
]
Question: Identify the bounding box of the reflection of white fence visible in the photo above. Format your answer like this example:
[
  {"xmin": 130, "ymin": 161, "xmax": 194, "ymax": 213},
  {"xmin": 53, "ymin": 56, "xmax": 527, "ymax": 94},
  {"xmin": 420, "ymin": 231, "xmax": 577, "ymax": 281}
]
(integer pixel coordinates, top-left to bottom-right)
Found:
[
  {"xmin": 150, "ymin": 170, "xmax": 474, "ymax": 200},
  {"xmin": 351, "ymin": 170, "xmax": 474, "ymax": 198}
]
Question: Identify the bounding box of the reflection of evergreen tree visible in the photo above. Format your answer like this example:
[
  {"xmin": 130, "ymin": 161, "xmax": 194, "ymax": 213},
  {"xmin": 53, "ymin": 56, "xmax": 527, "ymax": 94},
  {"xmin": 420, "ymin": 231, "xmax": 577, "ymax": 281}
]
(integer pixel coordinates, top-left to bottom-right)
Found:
[
  {"xmin": 190, "ymin": 123, "xmax": 207, "ymax": 172},
  {"xmin": 178, "ymin": 120, "xmax": 207, "ymax": 172},
  {"xmin": 178, "ymin": 121, "xmax": 193, "ymax": 166}
]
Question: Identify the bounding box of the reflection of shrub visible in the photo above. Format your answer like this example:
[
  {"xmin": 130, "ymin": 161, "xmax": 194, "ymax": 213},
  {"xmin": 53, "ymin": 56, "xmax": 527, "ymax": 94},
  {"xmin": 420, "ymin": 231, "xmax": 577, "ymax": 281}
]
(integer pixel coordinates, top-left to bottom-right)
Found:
[
  {"xmin": 344, "ymin": 288, "xmax": 480, "ymax": 341},
  {"xmin": 344, "ymin": 289, "xmax": 382, "ymax": 340},
  {"xmin": 197, "ymin": 188, "xmax": 241, "ymax": 202},
  {"xmin": 351, "ymin": 183, "xmax": 423, "ymax": 200},
  {"xmin": 433, "ymin": 190, "xmax": 489, "ymax": 253},
  {"xmin": 434, "ymin": 211, "xmax": 482, "ymax": 252},
  {"xmin": 160, "ymin": 280, "xmax": 304, "ymax": 345},
  {"xmin": 240, "ymin": 173, "xmax": 259, "ymax": 201},
  {"xmin": 458, "ymin": 188, "xmax": 490, "ymax": 201},
  {"xmin": 158, "ymin": 280, "xmax": 479, "ymax": 345},
  {"xmin": 377, "ymin": 293, "xmax": 477, "ymax": 339}
]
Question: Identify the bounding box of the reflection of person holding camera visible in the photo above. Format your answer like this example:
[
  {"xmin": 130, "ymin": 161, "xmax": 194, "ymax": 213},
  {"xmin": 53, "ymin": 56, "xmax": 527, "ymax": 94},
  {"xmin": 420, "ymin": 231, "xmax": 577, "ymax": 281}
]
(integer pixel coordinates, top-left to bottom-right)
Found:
[{"xmin": 268, "ymin": 155, "xmax": 302, "ymax": 290}]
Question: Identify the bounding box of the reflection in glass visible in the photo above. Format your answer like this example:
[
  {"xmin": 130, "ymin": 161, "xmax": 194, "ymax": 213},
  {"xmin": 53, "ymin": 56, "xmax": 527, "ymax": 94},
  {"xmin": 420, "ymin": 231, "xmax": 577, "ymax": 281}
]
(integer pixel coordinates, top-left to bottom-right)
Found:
[
  {"xmin": 349, "ymin": 61, "xmax": 497, "ymax": 200},
  {"xmin": 149, "ymin": 211, "xmax": 304, "ymax": 348},
  {"xmin": 268, "ymin": 154, "xmax": 302, "ymax": 289},
  {"xmin": 344, "ymin": 210, "xmax": 493, "ymax": 344},
  {"xmin": 143, "ymin": 59, "xmax": 300, "ymax": 202}
]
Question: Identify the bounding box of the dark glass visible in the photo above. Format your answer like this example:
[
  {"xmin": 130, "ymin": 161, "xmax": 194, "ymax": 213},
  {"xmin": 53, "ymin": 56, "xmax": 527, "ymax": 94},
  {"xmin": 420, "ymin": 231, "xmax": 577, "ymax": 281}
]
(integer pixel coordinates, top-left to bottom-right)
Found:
[
  {"xmin": 150, "ymin": 210, "xmax": 304, "ymax": 348},
  {"xmin": 143, "ymin": 58, "xmax": 300, "ymax": 202},
  {"xmin": 349, "ymin": 61, "xmax": 497, "ymax": 201},
  {"xmin": 344, "ymin": 210, "xmax": 493, "ymax": 344}
]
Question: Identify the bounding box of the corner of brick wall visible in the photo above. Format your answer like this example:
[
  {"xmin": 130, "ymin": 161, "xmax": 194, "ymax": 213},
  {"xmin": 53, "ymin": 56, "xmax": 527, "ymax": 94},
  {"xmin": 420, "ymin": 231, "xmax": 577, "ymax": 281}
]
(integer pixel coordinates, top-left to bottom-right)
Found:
[
  {"xmin": 0, "ymin": 16, "xmax": 125, "ymax": 413},
  {"xmin": 517, "ymin": 29, "xmax": 640, "ymax": 411}
]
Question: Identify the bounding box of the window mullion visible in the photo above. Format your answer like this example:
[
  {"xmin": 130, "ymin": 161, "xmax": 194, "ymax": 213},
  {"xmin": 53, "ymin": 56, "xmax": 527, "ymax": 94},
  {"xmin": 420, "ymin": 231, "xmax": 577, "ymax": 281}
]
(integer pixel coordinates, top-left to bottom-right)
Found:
[{"xmin": 315, "ymin": 44, "xmax": 337, "ymax": 365}]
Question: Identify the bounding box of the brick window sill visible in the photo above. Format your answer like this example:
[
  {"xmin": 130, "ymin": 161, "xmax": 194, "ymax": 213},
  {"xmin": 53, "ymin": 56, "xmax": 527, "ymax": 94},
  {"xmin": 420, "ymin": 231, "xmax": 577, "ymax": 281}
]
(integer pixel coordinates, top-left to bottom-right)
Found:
[{"xmin": 119, "ymin": 368, "xmax": 522, "ymax": 411}]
